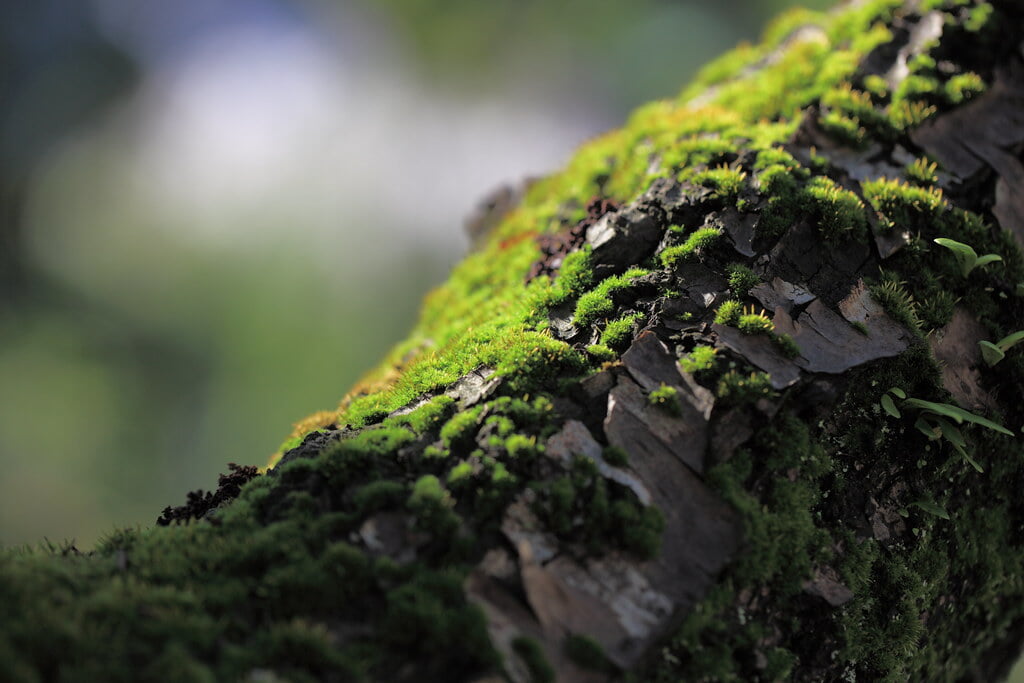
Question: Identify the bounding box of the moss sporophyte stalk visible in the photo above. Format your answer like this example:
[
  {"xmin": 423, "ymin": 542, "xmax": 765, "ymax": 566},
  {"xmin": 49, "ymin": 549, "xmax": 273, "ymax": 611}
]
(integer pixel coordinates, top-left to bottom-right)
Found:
[{"xmin": 4, "ymin": 1, "xmax": 1024, "ymax": 681}]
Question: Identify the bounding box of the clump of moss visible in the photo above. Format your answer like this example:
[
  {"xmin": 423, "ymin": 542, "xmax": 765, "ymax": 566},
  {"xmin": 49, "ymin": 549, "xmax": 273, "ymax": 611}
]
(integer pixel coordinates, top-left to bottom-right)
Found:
[
  {"xmin": 603, "ymin": 445, "xmax": 629, "ymax": 468},
  {"xmin": 861, "ymin": 177, "xmax": 947, "ymax": 232},
  {"xmin": 648, "ymin": 384, "xmax": 682, "ymax": 416},
  {"xmin": 585, "ymin": 344, "xmax": 617, "ymax": 363},
  {"xmin": 440, "ymin": 405, "xmax": 484, "ymax": 449},
  {"xmin": 574, "ymin": 268, "xmax": 650, "ymax": 328},
  {"xmin": 660, "ymin": 227, "xmax": 722, "ymax": 267},
  {"xmin": 714, "ymin": 300, "xmax": 743, "ymax": 326},
  {"xmin": 805, "ymin": 176, "xmax": 868, "ymax": 244},
  {"xmin": 870, "ymin": 271, "xmax": 922, "ymax": 332},
  {"xmin": 600, "ymin": 312, "xmax": 644, "ymax": 351},
  {"xmin": 772, "ymin": 333, "xmax": 801, "ymax": 359},
  {"xmin": 736, "ymin": 307, "xmax": 775, "ymax": 335},
  {"xmin": 564, "ymin": 634, "xmax": 614, "ymax": 673},
  {"xmin": 905, "ymin": 157, "xmax": 939, "ymax": 186},
  {"xmin": 726, "ymin": 263, "xmax": 760, "ymax": 295},
  {"xmin": 688, "ymin": 164, "xmax": 748, "ymax": 203},
  {"xmin": 680, "ymin": 345, "xmax": 718, "ymax": 375},
  {"xmin": 716, "ymin": 370, "xmax": 773, "ymax": 405},
  {"xmin": 513, "ymin": 637, "xmax": 554, "ymax": 683}
]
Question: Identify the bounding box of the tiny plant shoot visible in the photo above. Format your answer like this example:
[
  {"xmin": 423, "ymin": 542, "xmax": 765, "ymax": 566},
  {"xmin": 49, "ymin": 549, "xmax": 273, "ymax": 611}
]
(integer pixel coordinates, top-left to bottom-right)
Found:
[
  {"xmin": 880, "ymin": 386, "xmax": 1014, "ymax": 472},
  {"xmin": 978, "ymin": 330, "xmax": 1024, "ymax": 367},
  {"xmin": 933, "ymin": 237, "xmax": 1002, "ymax": 277}
]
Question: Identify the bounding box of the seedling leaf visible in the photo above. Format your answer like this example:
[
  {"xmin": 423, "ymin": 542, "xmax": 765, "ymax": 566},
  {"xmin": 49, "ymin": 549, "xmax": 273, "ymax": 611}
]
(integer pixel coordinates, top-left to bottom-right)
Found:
[
  {"xmin": 910, "ymin": 501, "xmax": 950, "ymax": 520},
  {"xmin": 889, "ymin": 387, "xmax": 907, "ymax": 399},
  {"xmin": 996, "ymin": 330, "xmax": 1024, "ymax": 352},
  {"xmin": 979, "ymin": 340, "xmax": 1005, "ymax": 366},
  {"xmin": 974, "ymin": 254, "xmax": 1003, "ymax": 269},
  {"xmin": 880, "ymin": 394, "xmax": 901, "ymax": 418}
]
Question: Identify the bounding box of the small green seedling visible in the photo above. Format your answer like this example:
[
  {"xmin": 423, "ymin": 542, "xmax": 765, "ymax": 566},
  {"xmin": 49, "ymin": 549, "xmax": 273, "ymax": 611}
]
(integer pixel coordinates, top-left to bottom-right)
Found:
[
  {"xmin": 978, "ymin": 330, "xmax": 1024, "ymax": 367},
  {"xmin": 933, "ymin": 238, "xmax": 1002, "ymax": 277},
  {"xmin": 909, "ymin": 500, "xmax": 950, "ymax": 520},
  {"xmin": 880, "ymin": 387, "xmax": 1013, "ymax": 472}
]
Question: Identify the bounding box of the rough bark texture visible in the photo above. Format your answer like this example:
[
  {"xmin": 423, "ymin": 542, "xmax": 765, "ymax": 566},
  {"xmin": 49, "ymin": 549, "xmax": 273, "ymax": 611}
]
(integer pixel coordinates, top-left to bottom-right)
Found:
[{"xmin": 3, "ymin": 1, "xmax": 1024, "ymax": 681}]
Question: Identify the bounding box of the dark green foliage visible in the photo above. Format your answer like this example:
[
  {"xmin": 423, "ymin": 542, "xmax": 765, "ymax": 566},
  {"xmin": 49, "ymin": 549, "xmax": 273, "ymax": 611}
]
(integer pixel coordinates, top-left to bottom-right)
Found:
[
  {"xmin": 564, "ymin": 633, "xmax": 614, "ymax": 673},
  {"xmin": 512, "ymin": 637, "xmax": 555, "ymax": 683}
]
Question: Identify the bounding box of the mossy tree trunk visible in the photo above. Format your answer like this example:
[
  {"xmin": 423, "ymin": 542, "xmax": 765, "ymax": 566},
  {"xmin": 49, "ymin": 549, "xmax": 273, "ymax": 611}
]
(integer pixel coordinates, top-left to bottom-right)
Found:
[{"xmin": 4, "ymin": 1, "xmax": 1024, "ymax": 681}]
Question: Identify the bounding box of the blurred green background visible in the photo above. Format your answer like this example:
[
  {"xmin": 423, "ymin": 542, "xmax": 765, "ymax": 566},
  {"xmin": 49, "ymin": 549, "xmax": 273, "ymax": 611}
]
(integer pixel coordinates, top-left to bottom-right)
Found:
[{"xmin": 1, "ymin": 0, "xmax": 848, "ymax": 550}]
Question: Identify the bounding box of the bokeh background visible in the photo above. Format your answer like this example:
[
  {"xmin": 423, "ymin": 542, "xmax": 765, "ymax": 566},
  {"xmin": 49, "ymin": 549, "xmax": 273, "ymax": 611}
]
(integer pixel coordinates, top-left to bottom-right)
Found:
[{"xmin": 6, "ymin": 0, "xmax": 872, "ymax": 551}]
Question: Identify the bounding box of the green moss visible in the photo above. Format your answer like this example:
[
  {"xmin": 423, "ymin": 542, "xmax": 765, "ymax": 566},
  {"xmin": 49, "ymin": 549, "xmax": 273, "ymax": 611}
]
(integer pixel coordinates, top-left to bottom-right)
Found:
[
  {"xmin": 680, "ymin": 345, "xmax": 718, "ymax": 375},
  {"xmin": 512, "ymin": 637, "xmax": 554, "ymax": 683},
  {"xmin": 737, "ymin": 308, "xmax": 775, "ymax": 335},
  {"xmin": 600, "ymin": 312, "xmax": 643, "ymax": 351},
  {"xmin": 585, "ymin": 344, "xmax": 617, "ymax": 363},
  {"xmin": 384, "ymin": 395, "xmax": 455, "ymax": 433},
  {"xmin": 726, "ymin": 263, "xmax": 760, "ymax": 295},
  {"xmin": 716, "ymin": 370, "xmax": 773, "ymax": 406},
  {"xmin": 660, "ymin": 227, "xmax": 722, "ymax": 267},
  {"xmin": 772, "ymin": 333, "xmax": 801, "ymax": 359},
  {"xmin": 714, "ymin": 300, "xmax": 743, "ymax": 326},
  {"xmin": 687, "ymin": 164, "xmax": 748, "ymax": 203},
  {"xmin": 440, "ymin": 406, "xmax": 484, "ymax": 449},
  {"xmin": 905, "ymin": 157, "xmax": 939, "ymax": 186},
  {"xmin": 805, "ymin": 176, "xmax": 869, "ymax": 244},
  {"xmin": 564, "ymin": 634, "xmax": 613, "ymax": 673},
  {"xmin": 574, "ymin": 268, "xmax": 650, "ymax": 328},
  {"xmin": 505, "ymin": 434, "xmax": 540, "ymax": 459},
  {"xmin": 648, "ymin": 384, "xmax": 682, "ymax": 416},
  {"xmin": 603, "ymin": 445, "xmax": 629, "ymax": 468}
]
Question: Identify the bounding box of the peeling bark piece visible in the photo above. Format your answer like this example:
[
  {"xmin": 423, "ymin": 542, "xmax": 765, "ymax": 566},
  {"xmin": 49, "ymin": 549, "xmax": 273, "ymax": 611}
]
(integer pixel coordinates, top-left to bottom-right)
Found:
[
  {"xmin": 502, "ymin": 495, "xmax": 560, "ymax": 564},
  {"xmin": 606, "ymin": 376, "xmax": 709, "ymax": 475},
  {"xmin": 621, "ymin": 331, "xmax": 714, "ymax": 416},
  {"xmin": 911, "ymin": 61, "xmax": 1024, "ymax": 247},
  {"xmin": 712, "ymin": 323, "xmax": 803, "ymax": 389},
  {"xmin": 466, "ymin": 571, "xmax": 606, "ymax": 683},
  {"xmin": 709, "ymin": 407, "xmax": 756, "ymax": 463},
  {"xmin": 536, "ymin": 417, "xmax": 742, "ymax": 669},
  {"xmin": 641, "ymin": 177, "xmax": 714, "ymax": 228},
  {"xmin": 766, "ymin": 220, "xmax": 870, "ymax": 307},
  {"xmin": 546, "ymin": 420, "xmax": 654, "ymax": 506},
  {"xmin": 709, "ymin": 208, "xmax": 758, "ymax": 257},
  {"xmin": 930, "ymin": 307, "xmax": 999, "ymax": 413},
  {"xmin": 750, "ymin": 277, "xmax": 817, "ymax": 315},
  {"xmin": 357, "ymin": 512, "xmax": 417, "ymax": 564},
  {"xmin": 675, "ymin": 262, "xmax": 730, "ymax": 310},
  {"xmin": 883, "ymin": 12, "xmax": 944, "ymax": 90},
  {"xmin": 802, "ymin": 567, "xmax": 855, "ymax": 607},
  {"xmin": 773, "ymin": 293, "xmax": 911, "ymax": 374},
  {"xmin": 586, "ymin": 205, "xmax": 663, "ymax": 273},
  {"xmin": 445, "ymin": 366, "xmax": 500, "ymax": 408}
]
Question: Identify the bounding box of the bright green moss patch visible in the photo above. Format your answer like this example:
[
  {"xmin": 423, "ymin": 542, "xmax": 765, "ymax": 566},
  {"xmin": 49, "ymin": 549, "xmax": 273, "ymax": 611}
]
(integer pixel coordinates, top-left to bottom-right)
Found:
[
  {"xmin": 737, "ymin": 307, "xmax": 775, "ymax": 335},
  {"xmin": 660, "ymin": 227, "xmax": 722, "ymax": 268},
  {"xmin": 687, "ymin": 164, "xmax": 747, "ymax": 203},
  {"xmin": 714, "ymin": 300, "xmax": 742, "ymax": 326},
  {"xmin": 384, "ymin": 395, "xmax": 455, "ymax": 433},
  {"xmin": 726, "ymin": 263, "xmax": 760, "ymax": 295},
  {"xmin": 585, "ymin": 343, "xmax": 617, "ymax": 363},
  {"xmin": 648, "ymin": 384, "xmax": 682, "ymax": 416},
  {"xmin": 574, "ymin": 269, "xmax": 650, "ymax": 328},
  {"xmin": 680, "ymin": 345, "xmax": 718, "ymax": 375},
  {"xmin": 861, "ymin": 177, "xmax": 947, "ymax": 232},
  {"xmin": 440, "ymin": 405, "xmax": 483, "ymax": 449},
  {"xmin": 600, "ymin": 313, "xmax": 643, "ymax": 351},
  {"xmin": 905, "ymin": 157, "xmax": 939, "ymax": 186},
  {"xmin": 805, "ymin": 176, "xmax": 869, "ymax": 244}
]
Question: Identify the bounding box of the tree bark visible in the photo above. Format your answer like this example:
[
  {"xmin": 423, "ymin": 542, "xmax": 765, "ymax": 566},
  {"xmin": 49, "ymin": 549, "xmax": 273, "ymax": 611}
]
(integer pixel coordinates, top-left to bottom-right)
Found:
[{"xmin": 3, "ymin": 2, "xmax": 1024, "ymax": 682}]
